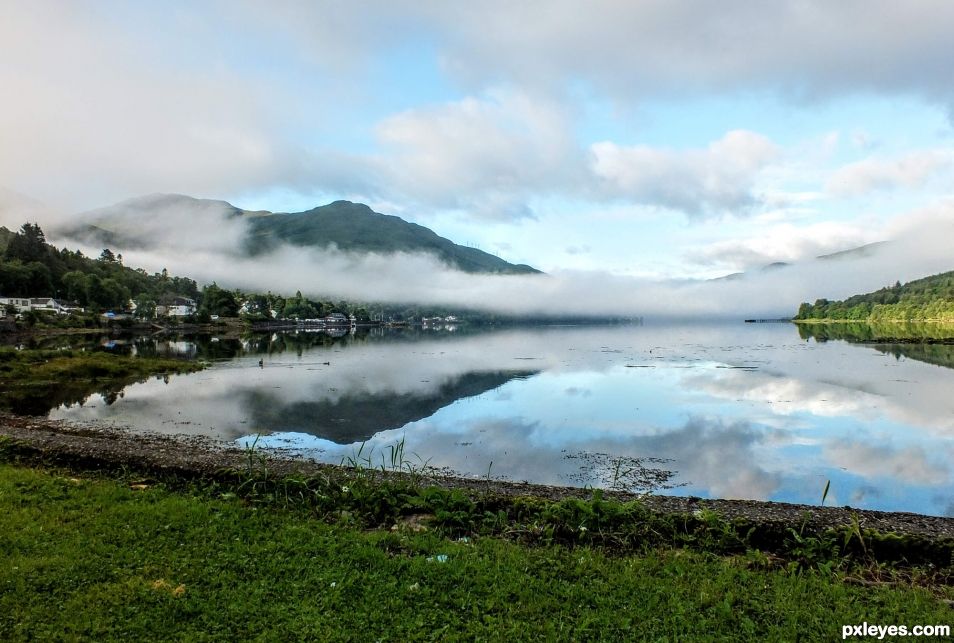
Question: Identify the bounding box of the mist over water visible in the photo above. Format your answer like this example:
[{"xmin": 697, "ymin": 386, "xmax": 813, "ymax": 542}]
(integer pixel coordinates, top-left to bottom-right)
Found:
[
  {"xmin": 47, "ymin": 323, "xmax": 954, "ymax": 516},
  {"xmin": 0, "ymin": 192, "xmax": 936, "ymax": 320}
]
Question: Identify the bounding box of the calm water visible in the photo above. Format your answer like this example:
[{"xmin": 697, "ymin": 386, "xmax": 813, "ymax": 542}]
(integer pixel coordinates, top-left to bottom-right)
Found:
[{"xmin": 46, "ymin": 322, "xmax": 954, "ymax": 517}]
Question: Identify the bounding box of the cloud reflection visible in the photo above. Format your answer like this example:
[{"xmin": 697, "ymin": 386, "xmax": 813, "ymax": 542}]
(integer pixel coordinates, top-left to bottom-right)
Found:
[
  {"xmin": 824, "ymin": 440, "xmax": 951, "ymax": 486},
  {"xmin": 46, "ymin": 324, "xmax": 954, "ymax": 514}
]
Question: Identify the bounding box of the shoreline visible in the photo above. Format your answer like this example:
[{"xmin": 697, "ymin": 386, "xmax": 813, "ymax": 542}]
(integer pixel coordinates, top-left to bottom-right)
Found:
[
  {"xmin": 794, "ymin": 319, "xmax": 954, "ymax": 325},
  {"xmin": 2, "ymin": 414, "xmax": 951, "ymax": 543},
  {"xmin": 793, "ymin": 319, "xmax": 954, "ymax": 343}
]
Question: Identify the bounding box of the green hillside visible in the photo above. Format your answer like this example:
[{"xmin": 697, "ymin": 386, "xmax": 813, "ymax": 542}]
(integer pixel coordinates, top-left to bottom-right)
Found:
[
  {"xmin": 244, "ymin": 200, "xmax": 538, "ymax": 274},
  {"xmin": 795, "ymin": 270, "xmax": 954, "ymax": 322},
  {"xmin": 0, "ymin": 220, "xmax": 535, "ymax": 324},
  {"xmin": 67, "ymin": 195, "xmax": 540, "ymax": 275}
]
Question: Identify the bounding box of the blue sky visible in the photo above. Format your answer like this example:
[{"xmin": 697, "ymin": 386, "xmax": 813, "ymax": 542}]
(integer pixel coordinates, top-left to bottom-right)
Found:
[{"xmin": 3, "ymin": 1, "xmax": 954, "ymax": 280}]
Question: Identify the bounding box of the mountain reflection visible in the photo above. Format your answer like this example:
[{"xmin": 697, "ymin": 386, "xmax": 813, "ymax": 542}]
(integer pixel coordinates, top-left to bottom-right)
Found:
[
  {"xmin": 241, "ymin": 370, "xmax": 537, "ymax": 443},
  {"xmin": 40, "ymin": 322, "xmax": 954, "ymax": 515}
]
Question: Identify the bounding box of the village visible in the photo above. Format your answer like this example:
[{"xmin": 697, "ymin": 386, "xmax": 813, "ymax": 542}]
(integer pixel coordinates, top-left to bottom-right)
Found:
[{"xmin": 0, "ymin": 293, "xmax": 465, "ymax": 334}]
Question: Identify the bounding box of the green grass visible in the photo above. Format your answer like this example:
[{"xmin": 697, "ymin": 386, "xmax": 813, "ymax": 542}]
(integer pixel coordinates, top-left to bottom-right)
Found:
[
  {"xmin": 0, "ymin": 348, "xmax": 204, "ymax": 381},
  {"xmin": 0, "ymin": 463, "xmax": 951, "ymax": 641}
]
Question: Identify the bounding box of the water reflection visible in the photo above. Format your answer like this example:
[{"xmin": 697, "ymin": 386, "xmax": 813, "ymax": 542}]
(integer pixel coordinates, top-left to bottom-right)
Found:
[
  {"xmin": 0, "ymin": 372, "xmax": 158, "ymax": 417},
  {"xmin": 36, "ymin": 322, "xmax": 954, "ymax": 516},
  {"xmin": 796, "ymin": 320, "xmax": 954, "ymax": 343},
  {"xmin": 872, "ymin": 344, "xmax": 954, "ymax": 371},
  {"xmin": 240, "ymin": 370, "xmax": 537, "ymax": 443},
  {"xmin": 797, "ymin": 322, "xmax": 954, "ymax": 370}
]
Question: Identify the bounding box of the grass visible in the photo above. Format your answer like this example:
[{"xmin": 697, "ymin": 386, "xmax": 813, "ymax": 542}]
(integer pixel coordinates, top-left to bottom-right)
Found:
[
  {"xmin": 0, "ymin": 348, "xmax": 205, "ymax": 381},
  {"xmin": 0, "ymin": 460, "xmax": 952, "ymax": 641}
]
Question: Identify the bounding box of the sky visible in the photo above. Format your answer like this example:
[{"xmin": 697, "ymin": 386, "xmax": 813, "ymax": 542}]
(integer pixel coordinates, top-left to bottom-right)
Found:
[{"xmin": 2, "ymin": 1, "xmax": 954, "ymax": 301}]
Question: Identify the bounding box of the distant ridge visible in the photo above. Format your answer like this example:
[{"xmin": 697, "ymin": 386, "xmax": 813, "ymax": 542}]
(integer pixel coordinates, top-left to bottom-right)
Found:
[
  {"xmin": 711, "ymin": 241, "xmax": 890, "ymax": 281},
  {"xmin": 816, "ymin": 241, "xmax": 889, "ymax": 261},
  {"xmin": 244, "ymin": 200, "xmax": 540, "ymax": 274},
  {"xmin": 59, "ymin": 194, "xmax": 540, "ymax": 275}
]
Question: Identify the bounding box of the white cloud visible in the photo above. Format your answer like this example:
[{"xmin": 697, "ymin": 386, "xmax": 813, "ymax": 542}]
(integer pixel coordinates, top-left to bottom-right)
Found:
[
  {"xmin": 590, "ymin": 131, "xmax": 779, "ymax": 218},
  {"xmin": 0, "ymin": 3, "xmax": 322, "ymax": 210},
  {"xmin": 413, "ymin": 1, "xmax": 954, "ymax": 111},
  {"xmin": 826, "ymin": 150, "xmax": 951, "ymax": 197},
  {"xmin": 313, "ymin": 89, "xmax": 581, "ymax": 221},
  {"xmin": 686, "ymin": 221, "xmax": 875, "ymax": 270},
  {"xmin": 222, "ymin": 1, "xmax": 954, "ymax": 115},
  {"xmin": 7, "ymin": 1, "xmax": 954, "ymax": 226},
  {"xmin": 36, "ymin": 193, "xmax": 952, "ymax": 321},
  {"xmin": 318, "ymin": 95, "xmax": 783, "ymax": 222}
]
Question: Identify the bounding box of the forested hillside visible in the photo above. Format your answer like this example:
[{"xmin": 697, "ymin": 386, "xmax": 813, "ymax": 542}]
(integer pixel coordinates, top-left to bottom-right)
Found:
[
  {"xmin": 245, "ymin": 200, "xmax": 540, "ymax": 274},
  {"xmin": 0, "ymin": 223, "xmax": 519, "ymax": 324},
  {"xmin": 65, "ymin": 194, "xmax": 540, "ymax": 275},
  {"xmin": 0, "ymin": 221, "xmax": 614, "ymax": 325},
  {"xmin": 0, "ymin": 223, "xmax": 198, "ymax": 313},
  {"xmin": 795, "ymin": 270, "xmax": 954, "ymax": 322},
  {"xmin": 0, "ymin": 222, "xmax": 358, "ymax": 321}
]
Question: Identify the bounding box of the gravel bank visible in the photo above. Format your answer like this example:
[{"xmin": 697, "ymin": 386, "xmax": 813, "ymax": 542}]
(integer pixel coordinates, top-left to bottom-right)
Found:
[{"xmin": 2, "ymin": 414, "xmax": 952, "ymax": 542}]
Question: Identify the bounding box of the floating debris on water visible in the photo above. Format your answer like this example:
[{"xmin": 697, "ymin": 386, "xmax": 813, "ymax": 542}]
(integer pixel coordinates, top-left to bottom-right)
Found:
[{"xmin": 563, "ymin": 451, "xmax": 685, "ymax": 494}]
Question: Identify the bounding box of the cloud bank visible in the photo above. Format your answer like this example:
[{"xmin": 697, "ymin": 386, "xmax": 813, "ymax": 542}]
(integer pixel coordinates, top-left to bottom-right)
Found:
[
  {"xmin": 827, "ymin": 150, "xmax": 951, "ymax": 197},
  {"xmin": 241, "ymin": 1, "xmax": 954, "ymax": 107},
  {"xmin": 25, "ymin": 194, "xmax": 950, "ymax": 320},
  {"xmin": 5, "ymin": 1, "xmax": 954, "ymax": 220}
]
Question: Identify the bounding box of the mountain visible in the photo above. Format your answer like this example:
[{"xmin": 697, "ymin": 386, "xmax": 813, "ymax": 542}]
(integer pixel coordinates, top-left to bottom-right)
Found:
[
  {"xmin": 62, "ymin": 194, "xmax": 256, "ymax": 250},
  {"xmin": 712, "ymin": 241, "xmax": 892, "ymax": 281},
  {"xmin": 61, "ymin": 194, "xmax": 540, "ymax": 275},
  {"xmin": 245, "ymin": 200, "xmax": 539, "ymax": 274},
  {"xmin": 816, "ymin": 241, "xmax": 889, "ymax": 262}
]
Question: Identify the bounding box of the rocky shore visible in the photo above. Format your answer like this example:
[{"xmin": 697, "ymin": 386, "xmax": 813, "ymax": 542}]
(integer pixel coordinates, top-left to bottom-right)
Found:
[{"xmin": 2, "ymin": 414, "xmax": 952, "ymax": 543}]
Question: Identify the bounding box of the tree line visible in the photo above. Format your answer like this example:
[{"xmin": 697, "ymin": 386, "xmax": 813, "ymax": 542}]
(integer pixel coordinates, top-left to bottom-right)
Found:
[
  {"xmin": 0, "ymin": 223, "xmax": 198, "ymax": 313},
  {"xmin": 794, "ymin": 270, "xmax": 954, "ymax": 322},
  {"xmin": 0, "ymin": 223, "xmax": 476, "ymax": 323}
]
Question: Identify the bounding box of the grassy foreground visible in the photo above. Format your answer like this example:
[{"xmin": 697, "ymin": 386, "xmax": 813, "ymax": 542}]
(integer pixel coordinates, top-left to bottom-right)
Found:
[{"xmin": 1, "ymin": 462, "xmax": 951, "ymax": 641}]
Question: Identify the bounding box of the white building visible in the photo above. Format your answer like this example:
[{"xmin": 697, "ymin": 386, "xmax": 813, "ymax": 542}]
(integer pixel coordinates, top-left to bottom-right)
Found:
[
  {"xmin": 0, "ymin": 297, "xmax": 32, "ymax": 313},
  {"xmin": 0, "ymin": 297, "xmax": 84, "ymax": 315},
  {"xmin": 156, "ymin": 297, "xmax": 196, "ymax": 317}
]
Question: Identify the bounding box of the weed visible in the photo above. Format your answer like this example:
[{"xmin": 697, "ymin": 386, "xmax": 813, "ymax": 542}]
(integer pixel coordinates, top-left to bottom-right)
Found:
[
  {"xmin": 243, "ymin": 434, "xmax": 262, "ymax": 477},
  {"xmin": 844, "ymin": 513, "xmax": 868, "ymax": 557},
  {"xmin": 1, "ymin": 442, "xmax": 950, "ymax": 577}
]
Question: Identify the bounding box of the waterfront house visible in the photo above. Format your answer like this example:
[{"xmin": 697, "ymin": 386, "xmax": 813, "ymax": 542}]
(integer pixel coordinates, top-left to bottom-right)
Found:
[
  {"xmin": 0, "ymin": 297, "xmax": 85, "ymax": 316},
  {"xmin": 324, "ymin": 312, "xmax": 349, "ymax": 325},
  {"xmin": 156, "ymin": 296, "xmax": 197, "ymax": 317},
  {"xmin": 0, "ymin": 297, "xmax": 32, "ymax": 313}
]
